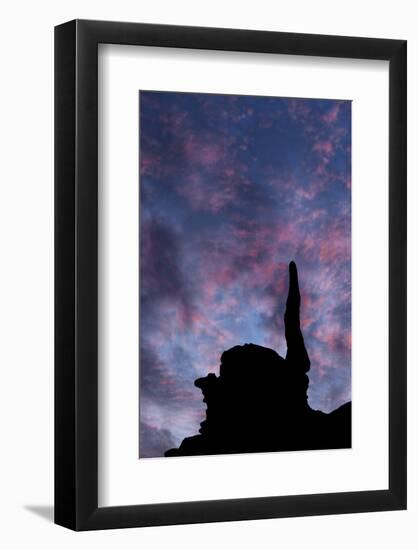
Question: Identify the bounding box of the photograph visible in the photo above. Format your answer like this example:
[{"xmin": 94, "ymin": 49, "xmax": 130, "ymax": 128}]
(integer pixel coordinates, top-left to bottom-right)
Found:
[
  {"xmin": 139, "ymin": 91, "xmax": 352, "ymax": 458},
  {"xmin": 50, "ymin": 14, "xmax": 407, "ymax": 534},
  {"xmin": 0, "ymin": 0, "xmax": 413, "ymax": 548}
]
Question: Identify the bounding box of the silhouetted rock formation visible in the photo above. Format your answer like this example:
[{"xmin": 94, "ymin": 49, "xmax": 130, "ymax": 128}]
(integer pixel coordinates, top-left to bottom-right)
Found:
[{"xmin": 165, "ymin": 261, "xmax": 351, "ymax": 457}]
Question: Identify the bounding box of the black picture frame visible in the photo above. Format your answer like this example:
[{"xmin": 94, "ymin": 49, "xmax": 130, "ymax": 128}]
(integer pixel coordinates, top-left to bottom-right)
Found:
[{"xmin": 55, "ymin": 19, "xmax": 407, "ymax": 531}]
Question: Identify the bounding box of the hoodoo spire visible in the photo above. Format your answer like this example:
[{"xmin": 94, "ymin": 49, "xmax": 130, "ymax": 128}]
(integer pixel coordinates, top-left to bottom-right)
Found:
[{"xmin": 284, "ymin": 261, "xmax": 310, "ymax": 373}]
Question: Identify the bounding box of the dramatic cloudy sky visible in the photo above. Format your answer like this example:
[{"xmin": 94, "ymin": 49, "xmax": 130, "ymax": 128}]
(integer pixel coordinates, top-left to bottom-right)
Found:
[{"xmin": 139, "ymin": 91, "xmax": 351, "ymax": 458}]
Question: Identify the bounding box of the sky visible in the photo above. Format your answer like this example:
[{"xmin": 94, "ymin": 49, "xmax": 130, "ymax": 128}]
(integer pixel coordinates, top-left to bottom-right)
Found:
[{"xmin": 139, "ymin": 91, "xmax": 351, "ymax": 458}]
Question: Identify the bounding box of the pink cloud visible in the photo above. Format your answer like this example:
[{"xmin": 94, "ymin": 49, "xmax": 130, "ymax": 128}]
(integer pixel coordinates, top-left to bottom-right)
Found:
[
  {"xmin": 313, "ymin": 140, "xmax": 334, "ymax": 156},
  {"xmin": 322, "ymin": 103, "xmax": 341, "ymax": 124}
]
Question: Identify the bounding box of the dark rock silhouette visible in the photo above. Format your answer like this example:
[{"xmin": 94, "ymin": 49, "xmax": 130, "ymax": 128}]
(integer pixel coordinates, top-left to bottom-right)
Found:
[{"xmin": 165, "ymin": 261, "xmax": 351, "ymax": 457}]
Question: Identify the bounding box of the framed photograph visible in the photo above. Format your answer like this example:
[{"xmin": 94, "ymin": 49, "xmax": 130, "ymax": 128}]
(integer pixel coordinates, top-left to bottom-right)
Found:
[{"xmin": 55, "ymin": 19, "xmax": 406, "ymax": 530}]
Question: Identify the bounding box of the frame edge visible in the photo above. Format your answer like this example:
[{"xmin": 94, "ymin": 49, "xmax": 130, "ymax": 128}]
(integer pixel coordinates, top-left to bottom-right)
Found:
[
  {"xmin": 388, "ymin": 39, "xmax": 407, "ymax": 510},
  {"xmin": 54, "ymin": 19, "xmax": 77, "ymax": 530}
]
